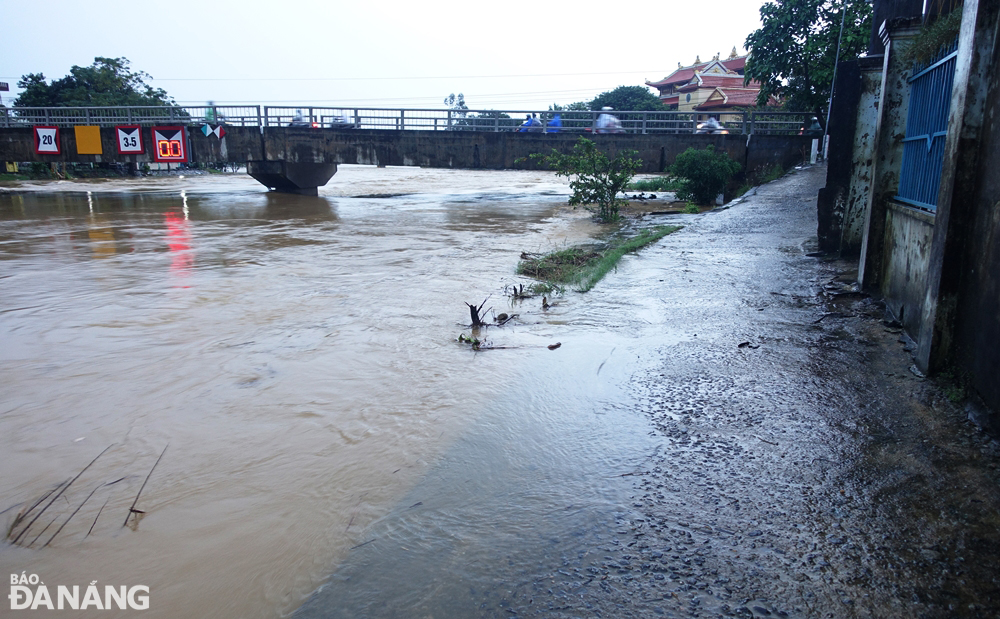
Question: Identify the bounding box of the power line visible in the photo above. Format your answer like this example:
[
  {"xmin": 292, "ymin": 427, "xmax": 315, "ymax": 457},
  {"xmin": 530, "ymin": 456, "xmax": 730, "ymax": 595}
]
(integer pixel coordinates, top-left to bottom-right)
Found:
[
  {"xmin": 175, "ymin": 86, "xmax": 620, "ymax": 105},
  {"xmin": 0, "ymin": 70, "xmax": 663, "ymax": 83},
  {"xmin": 146, "ymin": 70, "xmax": 665, "ymax": 82}
]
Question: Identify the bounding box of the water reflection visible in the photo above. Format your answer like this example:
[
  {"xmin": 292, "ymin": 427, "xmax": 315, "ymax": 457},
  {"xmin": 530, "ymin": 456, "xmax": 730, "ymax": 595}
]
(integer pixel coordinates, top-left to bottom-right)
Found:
[
  {"xmin": 165, "ymin": 211, "xmax": 193, "ymax": 281},
  {"xmin": 86, "ymin": 214, "xmax": 118, "ymax": 260},
  {"xmin": 264, "ymin": 192, "xmax": 338, "ymax": 220}
]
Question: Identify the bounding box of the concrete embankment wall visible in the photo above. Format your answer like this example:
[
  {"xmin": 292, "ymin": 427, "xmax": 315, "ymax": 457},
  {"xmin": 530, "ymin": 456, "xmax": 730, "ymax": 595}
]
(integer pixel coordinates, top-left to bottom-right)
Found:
[
  {"xmin": 880, "ymin": 202, "xmax": 935, "ymax": 335},
  {"xmin": 949, "ymin": 29, "xmax": 1000, "ymax": 418},
  {"xmin": 835, "ymin": 1, "xmax": 1000, "ymax": 426},
  {"xmin": 0, "ymin": 126, "xmax": 811, "ymax": 177},
  {"xmin": 817, "ymin": 57, "xmax": 883, "ymax": 256}
]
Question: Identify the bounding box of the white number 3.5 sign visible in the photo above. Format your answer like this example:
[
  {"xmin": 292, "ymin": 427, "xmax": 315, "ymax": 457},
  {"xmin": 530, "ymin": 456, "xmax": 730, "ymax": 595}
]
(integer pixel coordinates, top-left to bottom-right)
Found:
[{"xmin": 116, "ymin": 125, "xmax": 144, "ymax": 154}]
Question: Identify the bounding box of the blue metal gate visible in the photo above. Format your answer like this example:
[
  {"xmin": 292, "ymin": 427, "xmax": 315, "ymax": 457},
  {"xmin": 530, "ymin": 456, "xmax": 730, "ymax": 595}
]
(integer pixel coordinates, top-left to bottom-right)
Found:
[{"xmin": 896, "ymin": 42, "xmax": 959, "ymax": 211}]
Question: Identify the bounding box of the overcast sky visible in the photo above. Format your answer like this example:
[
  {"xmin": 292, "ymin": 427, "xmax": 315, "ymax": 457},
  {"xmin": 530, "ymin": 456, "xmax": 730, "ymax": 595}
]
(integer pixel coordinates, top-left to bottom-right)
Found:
[{"xmin": 1, "ymin": 0, "xmax": 764, "ymax": 112}]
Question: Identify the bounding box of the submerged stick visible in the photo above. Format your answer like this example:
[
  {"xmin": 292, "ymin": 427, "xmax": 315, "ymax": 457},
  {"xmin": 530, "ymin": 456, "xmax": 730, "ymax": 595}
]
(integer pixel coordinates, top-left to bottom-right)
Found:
[
  {"xmin": 123, "ymin": 445, "xmax": 168, "ymax": 527},
  {"xmin": 465, "ymin": 296, "xmax": 491, "ymax": 327},
  {"xmin": 1, "ymin": 502, "xmax": 25, "ymax": 518},
  {"xmin": 87, "ymin": 498, "xmax": 110, "ymax": 538},
  {"xmin": 28, "ymin": 516, "xmax": 60, "ymax": 548},
  {"xmin": 12, "ymin": 445, "xmax": 113, "ymax": 545},
  {"xmin": 44, "ymin": 483, "xmax": 100, "ymax": 547},
  {"xmin": 7, "ymin": 480, "xmax": 67, "ymax": 539}
]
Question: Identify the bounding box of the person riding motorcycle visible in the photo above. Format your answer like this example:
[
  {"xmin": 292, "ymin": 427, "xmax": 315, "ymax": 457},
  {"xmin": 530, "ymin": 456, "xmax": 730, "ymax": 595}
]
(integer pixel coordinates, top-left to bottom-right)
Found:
[
  {"xmin": 289, "ymin": 109, "xmax": 313, "ymax": 127},
  {"xmin": 595, "ymin": 107, "xmax": 623, "ymax": 134},
  {"xmin": 517, "ymin": 114, "xmax": 543, "ymax": 132},
  {"xmin": 695, "ymin": 116, "xmax": 726, "ymax": 134}
]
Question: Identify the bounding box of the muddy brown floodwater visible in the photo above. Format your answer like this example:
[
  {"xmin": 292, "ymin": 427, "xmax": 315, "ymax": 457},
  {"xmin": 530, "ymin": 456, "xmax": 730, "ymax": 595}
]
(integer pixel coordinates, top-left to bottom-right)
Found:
[{"xmin": 1, "ymin": 165, "xmax": 998, "ymax": 619}]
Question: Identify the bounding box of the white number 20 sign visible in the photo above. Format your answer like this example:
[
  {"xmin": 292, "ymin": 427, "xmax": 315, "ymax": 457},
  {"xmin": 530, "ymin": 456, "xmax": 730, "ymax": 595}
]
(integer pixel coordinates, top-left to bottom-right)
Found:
[{"xmin": 33, "ymin": 126, "xmax": 60, "ymax": 154}]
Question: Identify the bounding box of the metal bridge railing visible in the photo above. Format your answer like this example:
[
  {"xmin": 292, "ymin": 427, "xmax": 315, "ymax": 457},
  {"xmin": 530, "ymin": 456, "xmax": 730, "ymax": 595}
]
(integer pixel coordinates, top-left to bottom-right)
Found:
[
  {"xmin": 0, "ymin": 105, "xmax": 263, "ymax": 128},
  {"xmin": 261, "ymin": 107, "xmax": 812, "ymax": 135},
  {"xmin": 0, "ymin": 105, "xmax": 813, "ymax": 135}
]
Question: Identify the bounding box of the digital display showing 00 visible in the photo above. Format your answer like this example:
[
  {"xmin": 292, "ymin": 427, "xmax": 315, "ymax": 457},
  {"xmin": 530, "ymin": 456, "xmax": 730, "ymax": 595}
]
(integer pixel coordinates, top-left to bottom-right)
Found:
[
  {"xmin": 151, "ymin": 127, "xmax": 188, "ymax": 163},
  {"xmin": 157, "ymin": 140, "xmax": 182, "ymax": 158}
]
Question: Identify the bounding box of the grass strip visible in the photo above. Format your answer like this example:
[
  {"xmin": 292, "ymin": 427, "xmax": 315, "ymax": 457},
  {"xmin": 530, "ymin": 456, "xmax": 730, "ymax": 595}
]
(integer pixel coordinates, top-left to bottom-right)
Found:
[{"xmin": 517, "ymin": 225, "xmax": 680, "ymax": 293}]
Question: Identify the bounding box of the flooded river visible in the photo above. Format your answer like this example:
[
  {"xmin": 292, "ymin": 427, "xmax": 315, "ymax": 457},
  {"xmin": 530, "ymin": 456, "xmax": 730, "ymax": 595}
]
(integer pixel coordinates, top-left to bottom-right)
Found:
[{"xmin": 0, "ymin": 167, "xmax": 672, "ymax": 618}]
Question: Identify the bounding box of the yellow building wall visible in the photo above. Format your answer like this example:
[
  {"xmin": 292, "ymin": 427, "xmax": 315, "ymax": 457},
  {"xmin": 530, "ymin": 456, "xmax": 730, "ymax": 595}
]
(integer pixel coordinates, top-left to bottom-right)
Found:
[{"xmin": 677, "ymin": 89, "xmax": 716, "ymax": 112}]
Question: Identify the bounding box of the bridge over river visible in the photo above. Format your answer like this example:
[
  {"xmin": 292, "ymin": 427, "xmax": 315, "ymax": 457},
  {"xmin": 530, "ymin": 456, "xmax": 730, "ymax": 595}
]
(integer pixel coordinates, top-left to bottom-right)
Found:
[{"xmin": 0, "ymin": 105, "xmax": 816, "ymax": 194}]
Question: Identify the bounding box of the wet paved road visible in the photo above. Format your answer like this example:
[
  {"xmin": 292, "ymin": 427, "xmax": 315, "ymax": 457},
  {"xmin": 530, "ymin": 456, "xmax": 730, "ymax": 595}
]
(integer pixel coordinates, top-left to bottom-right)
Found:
[{"xmin": 495, "ymin": 165, "xmax": 1000, "ymax": 619}]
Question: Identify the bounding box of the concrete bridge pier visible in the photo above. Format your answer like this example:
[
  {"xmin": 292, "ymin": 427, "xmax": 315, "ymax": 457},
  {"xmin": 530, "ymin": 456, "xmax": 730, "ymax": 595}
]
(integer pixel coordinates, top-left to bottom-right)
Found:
[{"xmin": 247, "ymin": 161, "xmax": 338, "ymax": 196}]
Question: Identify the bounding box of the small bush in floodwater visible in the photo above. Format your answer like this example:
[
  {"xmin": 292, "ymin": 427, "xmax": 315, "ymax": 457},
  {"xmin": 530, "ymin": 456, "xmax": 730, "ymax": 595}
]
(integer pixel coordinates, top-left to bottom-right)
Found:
[
  {"xmin": 670, "ymin": 145, "xmax": 741, "ymax": 206},
  {"xmin": 529, "ymin": 137, "xmax": 642, "ymax": 222}
]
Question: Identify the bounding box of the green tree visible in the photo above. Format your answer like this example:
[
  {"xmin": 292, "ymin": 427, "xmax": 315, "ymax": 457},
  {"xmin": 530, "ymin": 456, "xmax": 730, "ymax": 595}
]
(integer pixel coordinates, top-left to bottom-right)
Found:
[
  {"xmin": 589, "ymin": 85, "xmax": 665, "ymax": 111},
  {"xmin": 549, "ymin": 101, "xmax": 590, "ymax": 111},
  {"xmin": 670, "ymin": 146, "xmax": 742, "ymax": 206},
  {"xmin": 530, "ymin": 137, "xmax": 642, "ymax": 222},
  {"xmin": 443, "ymin": 93, "xmax": 467, "ymax": 110},
  {"xmin": 744, "ymin": 0, "xmax": 872, "ymax": 120},
  {"xmin": 14, "ymin": 57, "xmax": 175, "ymax": 107},
  {"xmin": 451, "ymin": 109, "xmax": 516, "ymax": 131}
]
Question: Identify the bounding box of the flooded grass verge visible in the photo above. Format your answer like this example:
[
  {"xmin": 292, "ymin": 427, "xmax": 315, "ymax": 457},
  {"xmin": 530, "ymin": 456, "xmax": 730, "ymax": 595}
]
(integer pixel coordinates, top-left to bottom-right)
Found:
[{"xmin": 517, "ymin": 225, "xmax": 680, "ymax": 292}]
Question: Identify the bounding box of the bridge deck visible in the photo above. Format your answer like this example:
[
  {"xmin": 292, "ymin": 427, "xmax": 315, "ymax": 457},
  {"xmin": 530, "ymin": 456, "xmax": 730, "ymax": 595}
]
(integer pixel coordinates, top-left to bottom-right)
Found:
[{"xmin": 0, "ymin": 125, "xmax": 811, "ymax": 177}]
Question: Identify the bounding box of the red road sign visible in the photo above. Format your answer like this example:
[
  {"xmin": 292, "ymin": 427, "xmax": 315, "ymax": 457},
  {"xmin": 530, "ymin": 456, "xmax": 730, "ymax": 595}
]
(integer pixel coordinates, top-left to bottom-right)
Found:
[
  {"xmin": 151, "ymin": 126, "xmax": 188, "ymax": 163},
  {"xmin": 116, "ymin": 125, "xmax": 144, "ymax": 154},
  {"xmin": 33, "ymin": 126, "xmax": 60, "ymax": 154}
]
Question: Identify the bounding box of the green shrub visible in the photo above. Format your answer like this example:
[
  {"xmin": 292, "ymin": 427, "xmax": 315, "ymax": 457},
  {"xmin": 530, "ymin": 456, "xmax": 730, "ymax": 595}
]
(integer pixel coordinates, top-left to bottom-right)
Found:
[
  {"xmin": 758, "ymin": 163, "xmax": 784, "ymax": 184},
  {"xmin": 670, "ymin": 146, "xmax": 742, "ymax": 206},
  {"xmin": 529, "ymin": 137, "xmax": 642, "ymax": 222},
  {"xmin": 905, "ymin": 9, "xmax": 962, "ymax": 66}
]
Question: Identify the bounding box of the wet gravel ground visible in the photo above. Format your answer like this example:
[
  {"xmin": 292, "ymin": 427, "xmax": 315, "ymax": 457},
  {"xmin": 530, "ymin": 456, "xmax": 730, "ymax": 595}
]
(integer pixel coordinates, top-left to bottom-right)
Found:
[{"xmin": 472, "ymin": 166, "xmax": 1000, "ymax": 619}]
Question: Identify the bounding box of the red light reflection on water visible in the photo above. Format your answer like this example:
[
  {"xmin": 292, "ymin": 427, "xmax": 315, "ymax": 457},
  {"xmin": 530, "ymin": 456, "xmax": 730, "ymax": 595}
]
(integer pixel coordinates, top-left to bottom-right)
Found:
[{"xmin": 165, "ymin": 211, "xmax": 193, "ymax": 285}]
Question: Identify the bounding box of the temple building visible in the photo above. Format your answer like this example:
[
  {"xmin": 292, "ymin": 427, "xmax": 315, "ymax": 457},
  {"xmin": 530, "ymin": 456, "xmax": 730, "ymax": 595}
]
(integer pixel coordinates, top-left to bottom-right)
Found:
[{"xmin": 645, "ymin": 48, "xmax": 776, "ymax": 113}]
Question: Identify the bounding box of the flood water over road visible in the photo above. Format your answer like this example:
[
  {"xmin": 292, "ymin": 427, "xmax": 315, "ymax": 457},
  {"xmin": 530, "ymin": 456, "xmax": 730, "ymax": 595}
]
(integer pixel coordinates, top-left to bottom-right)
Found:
[{"xmin": 2, "ymin": 166, "xmax": 999, "ymax": 619}]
